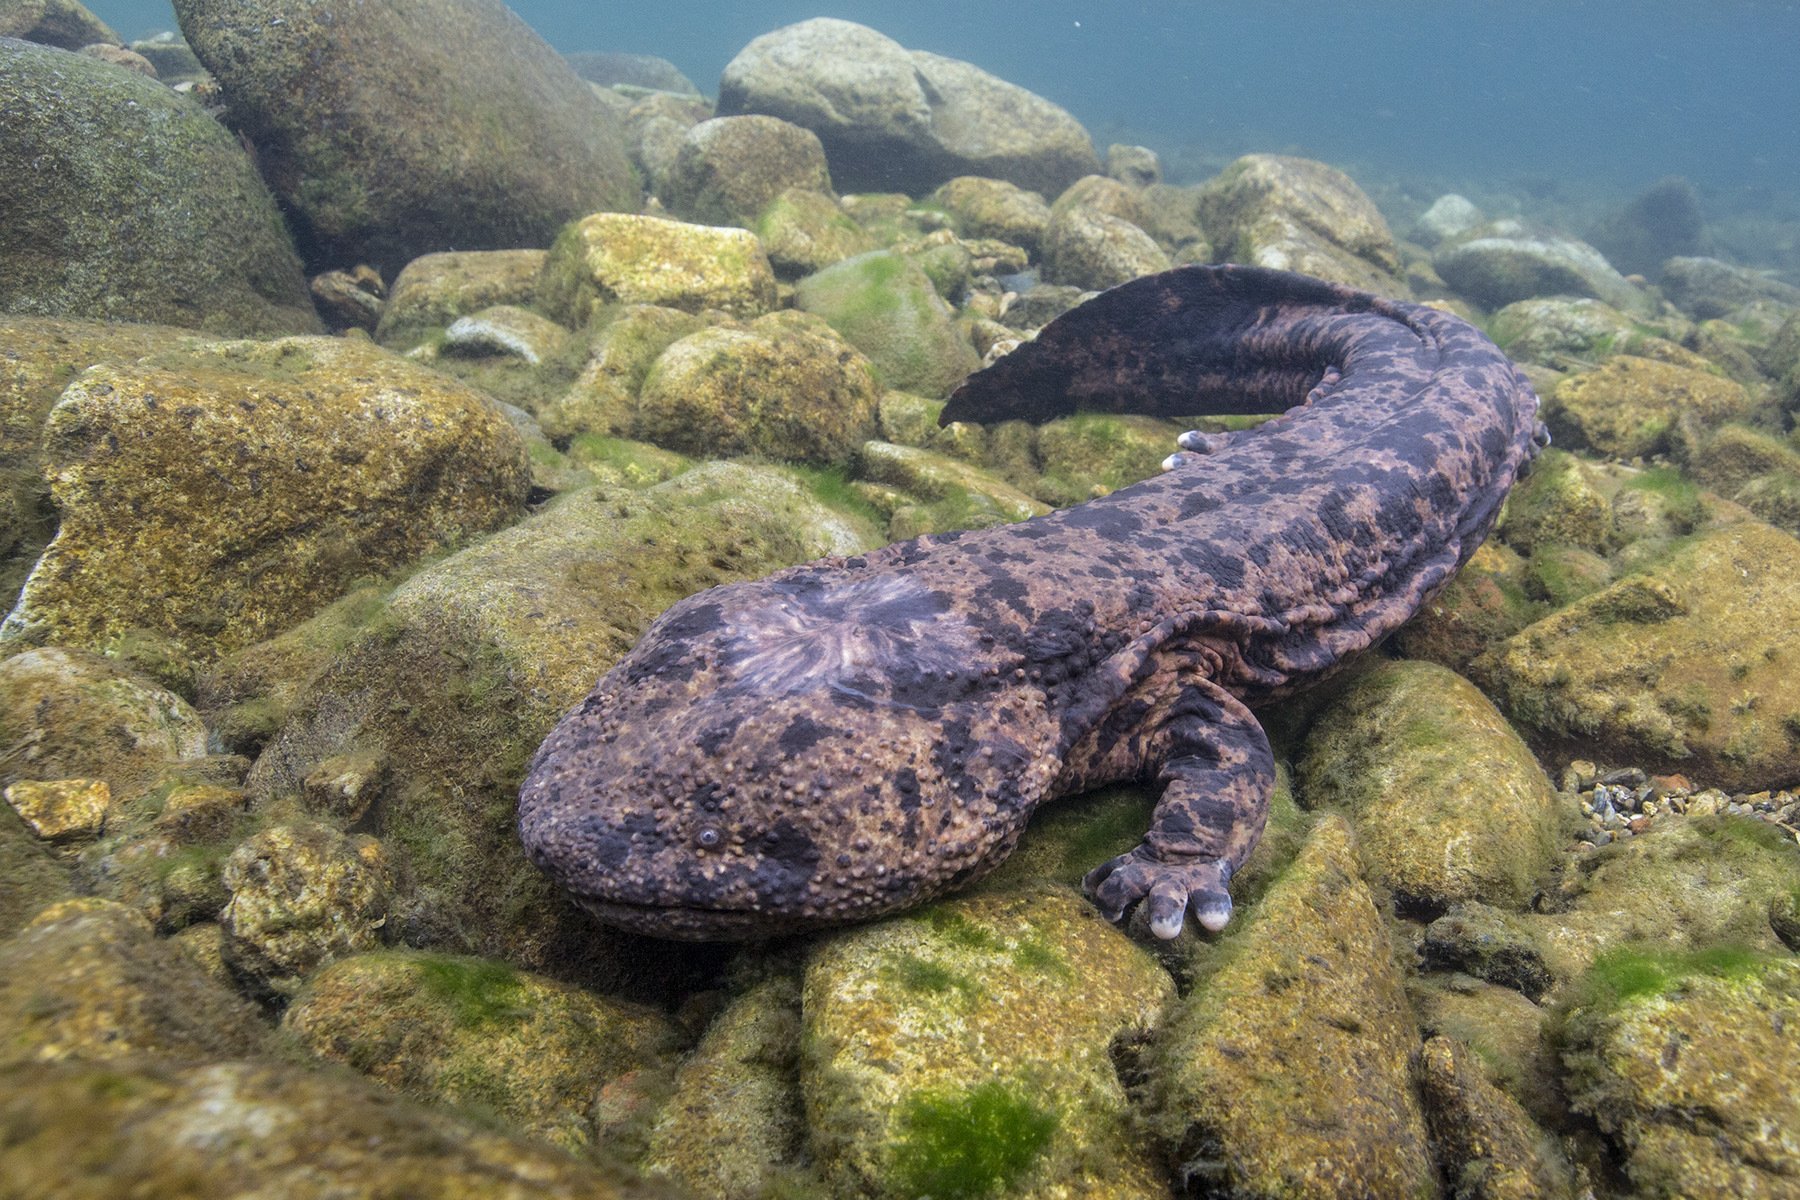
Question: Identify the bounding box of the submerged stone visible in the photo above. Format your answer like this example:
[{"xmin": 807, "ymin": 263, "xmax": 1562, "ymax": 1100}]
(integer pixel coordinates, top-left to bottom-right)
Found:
[
  {"xmin": 794, "ymin": 250, "xmax": 980, "ymax": 396},
  {"xmin": 538, "ymin": 212, "xmax": 778, "ymax": 325},
  {"xmin": 1195, "ymin": 154, "xmax": 1406, "ymax": 294}
]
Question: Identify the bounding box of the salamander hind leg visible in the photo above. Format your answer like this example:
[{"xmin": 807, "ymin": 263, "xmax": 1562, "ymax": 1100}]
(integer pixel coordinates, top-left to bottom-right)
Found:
[{"xmin": 1084, "ymin": 678, "xmax": 1274, "ymax": 939}]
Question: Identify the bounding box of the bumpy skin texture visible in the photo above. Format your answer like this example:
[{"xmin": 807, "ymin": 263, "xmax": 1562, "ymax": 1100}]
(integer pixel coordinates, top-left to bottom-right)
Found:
[{"xmin": 519, "ymin": 265, "xmax": 1544, "ymax": 940}]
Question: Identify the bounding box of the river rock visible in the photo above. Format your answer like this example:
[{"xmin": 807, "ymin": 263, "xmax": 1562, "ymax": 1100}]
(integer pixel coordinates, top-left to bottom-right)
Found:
[
  {"xmin": 1417, "ymin": 194, "xmax": 1483, "ymax": 244},
  {"xmin": 375, "ymin": 250, "xmax": 549, "ymax": 350},
  {"xmin": 538, "ymin": 212, "xmax": 777, "ymax": 325},
  {"xmin": 1297, "ymin": 660, "xmax": 1562, "ymax": 914},
  {"xmin": 1485, "ymin": 297, "xmax": 1682, "ymax": 368},
  {"xmin": 0, "ymin": 898, "xmax": 268, "ymax": 1066},
  {"xmin": 661, "ymin": 115, "xmax": 834, "ymax": 228},
  {"xmin": 718, "ymin": 18, "xmax": 1097, "ymax": 197},
  {"xmin": 1420, "ymin": 1035, "xmax": 1577, "ymax": 1200},
  {"xmin": 0, "ymin": 1057, "xmax": 674, "ymax": 1198},
  {"xmin": 1154, "ymin": 815, "xmax": 1435, "ymax": 1199},
  {"xmin": 1494, "ymin": 448, "xmax": 1618, "ymax": 556},
  {"xmin": 1587, "ymin": 176, "xmax": 1705, "ymax": 278},
  {"xmin": 1436, "ymin": 221, "xmax": 1653, "ymax": 314},
  {"xmin": 854, "ymin": 441, "xmax": 1048, "ymax": 538},
  {"xmin": 541, "ymin": 305, "xmax": 710, "ymax": 441},
  {"xmin": 1476, "ymin": 520, "xmax": 1800, "ymax": 790},
  {"xmin": 1660, "ymin": 254, "xmax": 1800, "ymax": 320},
  {"xmin": 1555, "ymin": 949, "xmax": 1800, "ymax": 1197},
  {"xmin": 284, "ymin": 950, "xmax": 679, "ymax": 1152},
  {"xmin": 931, "ymin": 176, "xmax": 1053, "ymax": 256},
  {"xmin": 0, "ymin": 0, "xmax": 116, "ymax": 47},
  {"xmin": 0, "ymin": 39, "xmax": 317, "ymax": 336},
  {"xmin": 1, "ymin": 337, "xmax": 530, "ymax": 664},
  {"xmin": 1546, "ymin": 354, "xmax": 1753, "ymax": 460},
  {"xmin": 801, "ymin": 886, "xmax": 1173, "ymax": 1199},
  {"xmin": 1041, "ymin": 176, "xmax": 1169, "ymax": 290},
  {"xmin": 0, "ymin": 803, "xmax": 73, "ymax": 937},
  {"xmin": 1195, "ymin": 154, "xmax": 1406, "ymax": 294},
  {"xmin": 564, "ymin": 49, "xmax": 698, "ymax": 95},
  {"xmin": 172, "ymin": 0, "xmax": 639, "ymax": 274},
  {"xmin": 793, "ymin": 250, "xmax": 980, "ymax": 396},
  {"xmin": 1390, "ymin": 542, "xmax": 1540, "ymax": 672},
  {"xmin": 754, "ymin": 188, "xmax": 877, "ymax": 279},
  {"xmin": 634, "ymin": 313, "xmax": 881, "ymax": 465}
]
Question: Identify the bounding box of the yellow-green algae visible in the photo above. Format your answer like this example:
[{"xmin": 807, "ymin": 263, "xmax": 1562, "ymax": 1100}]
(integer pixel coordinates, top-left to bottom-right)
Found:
[
  {"xmin": 792, "ymin": 250, "xmax": 981, "ymax": 396},
  {"xmin": 1547, "ymin": 354, "xmax": 1752, "ymax": 460},
  {"xmin": 1418, "ymin": 1035, "xmax": 1577, "ymax": 1200},
  {"xmin": 802, "ymin": 886, "xmax": 1172, "ymax": 1199},
  {"xmin": 538, "ymin": 212, "xmax": 778, "ymax": 326}
]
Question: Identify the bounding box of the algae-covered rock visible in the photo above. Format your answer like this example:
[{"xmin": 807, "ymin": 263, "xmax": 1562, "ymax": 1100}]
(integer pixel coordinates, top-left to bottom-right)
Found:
[
  {"xmin": 374, "ymin": 250, "xmax": 549, "ymax": 350},
  {"xmin": 219, "ymin": 820, "xmax": 391, "ymax": 998},
  {"xmin": 0, "ymin": 1057, "xmax": 677, "ymax": 1198},
  {"xmin": 1041, "ymin": 176, "xmax": 1169, "ymax": 290},
  {"xmin": 285, "ymin": 950, "xmax": 679, "ymax": 1152},
  {"xmin": 541, "ymin": 305, "xmax": 710, "ymax": 442},
  {"xmin": 662, "ymin": 115, "xmax": 834, "ymax": 229},
  {"xmin": 1660, "ymin": 254, "xmax": 1800, "ymax": 320},
  {"xmin": 173, "ymin": 0, "xmax": 638, "ymax": 274},
  {"xmin": 1547, "ymin": 354, "xmax": 1753, "ymax": 460},
  {"xmin": 931, "ymin": 176, "xmax": 1051, "ymax": 256},
  {"xmin": 754, "ymin": 187, "xmax": 878, "ymax": 279},
  {"xmin": 0, "ymin": 648, "xmax": 207, "ymax": 798},
  {"xmin": 1418, "ymin": 903, "xmax": 1555, "ymax": 1001},
  {"xmin": 1420, "ymin": 1035, "xmax": 1578, "ymax": 1200},
  {"xmin": 0, "ymin": 0, "xmax": 118, "ymax": 48},
  {"xmin": 1391, "ymin": 542, "xmax": 1541, "ymax": 672},
  {"xmin": 1554, "ymin": 948, "xmax": 1800, "ymax": 1197},
  {"xmin": 1195, "ymin": 154, "xmax": 1406, "ymax": 294},
  {"xmin": 0, "ymin": 39, "xmax": 317, "ymax": 336},
  {"xmin": 642, "ymin": 975, "xmax": 806, "ymax": 1195},
  {"xmin": 440, "ymin": 305, "xmax": 569, "ymax": 366},
  {"xmin": 1033, "ymin": 412, "xmax": 1184, "ymax": 505},
  {"xmin": 2, "ymin": 337, "xmax": 529, "ymax": 663},
  {"xmin": 1153, "ymin": 815, "xmax": 1434, "ymax": 1199},
  {"xmin": 718, "ymin": 18, "xmax": 1098, "ymax": 197},
  {"xmin": 1476, "ymin": 521, "xmax": 1800, "ymax": 790},
  {"xmin": 538, "ymin": 212, "xmax": 778, "ymax": 326},
  {"xmin": 802, "ymin": 886, "xmax": 1173, "ymax": 1200},
  {"xmin": 634, "ymin": 313, "xmax": 881, "ymax": 465},
  {"xmin": 3, "ymin": 777, "xmax": 109, "ymax": 846},
  {"xmin": 0, "ymin": 803, "xmax": 72, "ymax": 937},
  {"xmin": 1689, "ymin": 423, "xmax": 1800, "ymax": 533},
  {"xmin": 1486, "ymin": 297, "xmax": 1682, "ymax": 368},
  {"xmin": 1494, "ymin": 447, "xmax": 1617, "ymax": 555},
  {"xmin": 1298, "ymin": 660, "xmax": 1562, "ymax": 915},
  {"xmin": 1436, "ymin": 223, "xmax": 1652, "ymax": 314},
  {"xmin": 794, "ymin": 250, "xmax": 980, "ymax": 395},
  {"xmin": 235, "ymin": 466, "xmax": 876, "ymax": 983},
  {"xmin": 855, "ymin": 440, "xmax": 1049, "ymax": 538},
  {"xmin": 0, "ymin": 898, "xmax": 268, "ymax": 1067}
]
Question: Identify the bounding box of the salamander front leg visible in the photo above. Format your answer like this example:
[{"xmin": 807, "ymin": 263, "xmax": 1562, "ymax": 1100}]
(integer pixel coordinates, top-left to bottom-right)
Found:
[{"xmin": 1083, "ymin": 679, "xmax": 1274, "ymax": 938}]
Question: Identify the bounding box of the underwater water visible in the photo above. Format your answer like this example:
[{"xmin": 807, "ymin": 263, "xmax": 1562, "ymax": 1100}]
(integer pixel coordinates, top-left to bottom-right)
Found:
[{"xmin": 89, "ymin": 0, "xmax": 1800, "ymax": 232}]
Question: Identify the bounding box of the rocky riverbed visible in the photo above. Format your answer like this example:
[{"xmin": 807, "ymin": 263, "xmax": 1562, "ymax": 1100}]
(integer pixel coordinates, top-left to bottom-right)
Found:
[{"xmin": 3, "ymin": 3, "xmax": 1800, "ymax": 1198}]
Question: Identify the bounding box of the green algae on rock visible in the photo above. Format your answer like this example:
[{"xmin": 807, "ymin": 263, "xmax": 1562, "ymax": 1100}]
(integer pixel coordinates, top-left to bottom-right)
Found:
[
  {"xmin": 802, "ymin": 886, "xmax": 1173, "ymax": 1199},
  {"xmin": 754, "ymin": 187, "xmax": 880, "ymax": 279},
  {"xmin": 1547, "ymin": 354, "xmax": 1753, "ymax": 460},
  {"xmin": 1154, "ymin": 815, "xmax": 1435, "ymax": 1199},
  {"xmin": 0, "ymin": 1057, "xmax": 679, "ymax": 1199},
  {"xmin": 931, "ymin": 176, "xmax": 1052, "ymax": 256},
  {"xmin": 1194, "ymin": 154, "xmax": 1407, "ymax": 295},
  {"xmin": 374, "ymin": 250, "xmax": 551, "ymax": 351},
  {"xmin": 0, "ymin": 39, "xmax": 317, "ymax": 336},
  {"xmin": 1, "ymin": 337, "xmax": 530, "ymax": 664},
  {"xmin": 1554, "ymin": 948, "xmax": 1800, "ymax": 1197},
  {"xmin": 0, "ymin": 898, "xmax": 269, "ymax": 1068},
  {"xmin": 1041, "ymin": 175, "xmax": 1170, "ymax": 291},
  {"xmin": 1419, "ymin": 1035, "xmax": 1579, "ymax": 1200},
  {"xmin": 662, "ymin": 115, "xmax": 835, "ymax": 229},
  {"xmin": 853, "ymin": 440, "xmax": 1049, "ymax": 538},
  {"xmin": 793, "ymin": 249, "xmax": 981, "ymax": 396},
  {"xmin": 540, "ymin": 305, "xmax": 712, "ymax": 442},
  {"xmin": 539, "ymin": 212, "xmax": 779, "ymax": 326},
  {"xmin": 1435, "ymin": 222, "xmax": 1654, "ymax": 314},
  {"xmin": 1476, "ymin": 520, "xmax": 1800, "ymax": 791},
  {"xmin": 284, "ymin": 950, "xmax": 680, "ymax": 1153},
  {"xmin": 0, "ymin": 802, "xmax": 73, "ymax": 939},
  {"xmin": 1391, "ymin": 542, "xmax": 1542, "ymax": 673},
  {"xmin": 634, "ymin": 314, "xmax": 882, "ymax": 465},
  {"xmin": 1494, "ymin": 447, "xmax": 1619, "ymax": 556},
  {"xmin": 172, "ymin": 0, "xmax": 638, "ymax": 274},
  {"xmin": 1297, "ymin": 660, "xmax": 1562, "ymax": 914},
  {"xmin": 1033, "ymin": 412, "xmax": 1189, "ymax": 506}
]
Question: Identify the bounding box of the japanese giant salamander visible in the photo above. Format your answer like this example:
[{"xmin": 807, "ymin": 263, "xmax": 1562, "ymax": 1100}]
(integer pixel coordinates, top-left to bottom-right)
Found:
[{"xmin": 519, "ymin": 264, "xmax": 1543, "ymax": 940}]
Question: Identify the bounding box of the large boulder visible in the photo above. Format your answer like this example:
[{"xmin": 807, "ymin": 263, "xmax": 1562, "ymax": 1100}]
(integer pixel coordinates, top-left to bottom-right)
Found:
[
  {"xmin": 0, "ymin": 0, "xmax": 117, "ymax": 48},
  {"xmin": 718, "ymin": 18, "xmax": 1097, "ymax": 197},
  {"xmin": 172, "ymin": 0, "xmax": 639, "ymax": 274},
  {"xmin": 1195, "ymin": 154, "xmax": 1405, "ymax": 294},
  {"xmin": 1435, "ymin": 221, "xmax": 1653, "ymax": 314},
  {"xmin": 0, "ymin": 39, "xmax": 318, "ymax": 336}
]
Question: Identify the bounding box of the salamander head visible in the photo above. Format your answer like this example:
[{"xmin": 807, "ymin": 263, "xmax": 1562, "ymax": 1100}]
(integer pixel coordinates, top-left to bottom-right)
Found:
[{"xmin": 518, "ymin": 570, "xmax": 1055, "ymax": 940}]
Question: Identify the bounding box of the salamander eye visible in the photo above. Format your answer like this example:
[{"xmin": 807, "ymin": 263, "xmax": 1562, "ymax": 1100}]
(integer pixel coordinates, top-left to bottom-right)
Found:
[{"xmin": 693, "ymin": 825, "xmax": 723, "ymax": 851}]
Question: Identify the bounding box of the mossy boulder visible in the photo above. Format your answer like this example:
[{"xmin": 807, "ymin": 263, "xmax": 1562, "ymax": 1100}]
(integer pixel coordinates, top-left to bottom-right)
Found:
[
  {"xmin": 662, "ymin": 115, "xmax": 834, "ymax": 229},
  {"xmin": 437, "ymin": 305, "xmax": 569, "ymax": 367},
  {"xmin": 0, "ymin": 803, "xmax": 73, "ymax": 938},
  {"xmin": 1495, "ymin": 447, "xmax": 1617, "ymax": 555},
  {"xmin": 1, "ymin": 337, "xmax": 530, "ymax": 665},
  {"xmin": 1195, "ymin": 154, "xmax": 1406, "ymax": 294},
  {"xmin": 538, "ymin": 212, "xmax": 778, "ymax": 326},
  {"xmin": 634, "ymin": 313, "xmax": 881, "ymax": 466},
  {"xmin": 0, "ymin": 898, "xmax": 269, "ymax": 1067},
  {"xmin": 230, "ymin": 465, "xmax": 876, "ymax": 983},
  {"xmin": 0, "ymin": 1057, "xmax": 676, "ymax": 1198},
  {"xmin": 802, "ymin": 885, "xmax": 1174, "ymax": 1199},
  {"xmin": 1661, "ymin": 255, "xmax": 1800, "ymax": 321},
  {"xmin": 1041, "ymin": 175, "xmax": 1169, "ymax": 290},
  {"xmin": 0, "ymin": 38, "xmax": 317, "ymax": 336},
  {"xmin": 285, "ymin": 950, "xmax": 680, "ymax": 1152},
  {"xmin": 854, "ymin": 440, "xmax": 1048, "ymax": 538},
  {"xmin": 1153, "ymin": 815, "xmax": 1435, "ymax": 1199},
  {"xmin": 0, "ymin": 0, "xmax": 118, "ymax": 48},
  {"xmin": 1475, "ymin": 521, "xmax": 1800, "ymax": 790},
  {"xmin": 1486, "ymin": 297, "xmax": 1682, "ymax": 368},
  {"xmin": 1033, "ymin": 413, "xmax": 1184, "ymax": 505},
  {"xmin": 541, "ymin": 305, "xmax": 711, "ymax": 442},
  {"xmin": 0, "ymin": 648, "xmax": 207, "ymax": 797},
  {"xmin": 1435, "ymin": 222, "xmax": 1652, "ymax": 314},
  {"xmin": 1419, "ymin": 1035, "xmax": 1578, "ymax": 1200},
  {"xmin": 1554, "ymin": 948, "xmax": 1800, "ymax": 1197},
  {"xmin": 931, "ymin": 176, "xmax": 1051, "ymax": 256},
  {"xmin": 1689, "ymin": 423, "xmax": 1800, "ymax": 533},
  {"xmin": 373, "ymin": 250, "xmax": 549, "ymax": 351},
  {"xmin": 1391, "ymin": 542, "xmax": 1541, "ymax": 671},
  {"xmin": 172, "ymin": 0, "xmax": 638, "ymax": 274},
  {"xmin": 754, "ymin": 187, "xmax": 877, "ymax": 279},
  {"xmin": 1547, "ymin": 354, "xmax": 1753, "ymax": 460},
  {"xmin": 718, "ymin": 18, "xmax": 1098, "ymax": 197},
  {"xmin": 1297, "ymin": 660, "xmax": 1562, "ymax": 914},
  {"xmin": 642, "ymin": 975, "xmax": 806, "ymax": 1195},
  {"xmin": 794, "ymin": 250, "xmax": 980, "ymax": 396}
]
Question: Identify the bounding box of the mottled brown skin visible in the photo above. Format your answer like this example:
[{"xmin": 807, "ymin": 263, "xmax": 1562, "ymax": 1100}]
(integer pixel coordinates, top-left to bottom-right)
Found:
[{"xmin": 519, "ymin": 265, "xmax": 1544, "ymax": 940}]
